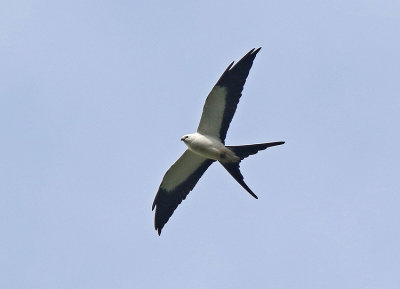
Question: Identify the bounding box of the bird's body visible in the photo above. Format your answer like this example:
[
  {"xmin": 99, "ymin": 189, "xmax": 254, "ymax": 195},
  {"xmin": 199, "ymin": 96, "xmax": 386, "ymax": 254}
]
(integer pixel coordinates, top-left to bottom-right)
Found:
[
  {"xmin": 152, "ymin": 48, "xmax": 284, "ymax": 235},
  {"xmin": 181, "ymin": 133, "xmax": 239, "ymax": 162}
]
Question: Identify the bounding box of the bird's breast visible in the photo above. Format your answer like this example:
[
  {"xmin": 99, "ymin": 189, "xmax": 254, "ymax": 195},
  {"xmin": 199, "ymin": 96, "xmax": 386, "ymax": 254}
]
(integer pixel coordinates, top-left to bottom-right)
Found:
[{"xmin": 185, "ymin": 133, "xmax": 224, "ymax": 160}]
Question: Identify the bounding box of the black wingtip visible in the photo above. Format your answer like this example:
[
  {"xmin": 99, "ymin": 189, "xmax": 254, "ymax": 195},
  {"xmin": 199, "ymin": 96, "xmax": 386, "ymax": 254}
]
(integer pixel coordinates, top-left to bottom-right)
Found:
[
  {"xmin": 253, "ymin": 47, "xmax": 262, "ymax": 55},
  {"xmin": 246, "ymin": 47, "xmax": 261, "ymax": 57},
  {"xmin": 245, "ymin": 48, "xmax": 258, "ymax": 57},
  {"xmin": 229, "ymin": 47, "xmax": 261, "ymax": 70}
]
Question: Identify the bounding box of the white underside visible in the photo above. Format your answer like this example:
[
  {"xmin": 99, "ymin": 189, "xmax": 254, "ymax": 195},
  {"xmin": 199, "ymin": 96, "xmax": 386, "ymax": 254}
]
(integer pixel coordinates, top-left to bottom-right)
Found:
[
  {"xmin": 160, "ymin": 133, "xmax": 238, "ymax": 192},
  {"xmin": 184, "ymin": 133, "xmax": 239, "ymax": 162},
  {"xmin": 160, "ymin": 150, "xmax": 208, "ymax": 192},
  {"xmin": 197, "ymin": 85, "xmax": 227, "ymax": 140}
]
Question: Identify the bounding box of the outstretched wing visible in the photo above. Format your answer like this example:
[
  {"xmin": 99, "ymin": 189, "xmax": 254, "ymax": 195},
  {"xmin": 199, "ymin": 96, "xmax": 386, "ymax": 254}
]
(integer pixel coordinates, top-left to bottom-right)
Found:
[
  {"xmin": 152, "ymin": 150, "xmax": 214, "ymax": 235},
  {"xmin": 197, "ymin": 48, "xmax": 261, "ymax": 143}
]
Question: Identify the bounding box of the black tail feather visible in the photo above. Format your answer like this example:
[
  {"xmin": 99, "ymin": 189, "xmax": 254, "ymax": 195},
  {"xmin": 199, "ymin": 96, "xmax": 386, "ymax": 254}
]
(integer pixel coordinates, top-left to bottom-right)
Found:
[
  {"xmin": 219, "ymin": 162, "xmax": 258, "ymax": 199},
  {"xmin": 221, "ymin": 141, "xmax": 284, "ymax": 198},
  {"xmin": 227, "ymin": 141, "xmax": 284, "ymax": 160}
]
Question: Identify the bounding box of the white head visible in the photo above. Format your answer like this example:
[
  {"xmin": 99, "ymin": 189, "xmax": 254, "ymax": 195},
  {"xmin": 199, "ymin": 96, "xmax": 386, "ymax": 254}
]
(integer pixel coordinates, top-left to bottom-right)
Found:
[{"xmin": 180, "ymin": 134, "xmax": 194, "ymax": 143}]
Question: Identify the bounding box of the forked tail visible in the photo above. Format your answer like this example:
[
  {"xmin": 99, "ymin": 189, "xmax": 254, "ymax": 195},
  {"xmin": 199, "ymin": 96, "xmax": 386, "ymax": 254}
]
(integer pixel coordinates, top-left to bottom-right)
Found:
[{"xmin": 220, "ymin": 141, "xmax": 285, "ymax": 199}]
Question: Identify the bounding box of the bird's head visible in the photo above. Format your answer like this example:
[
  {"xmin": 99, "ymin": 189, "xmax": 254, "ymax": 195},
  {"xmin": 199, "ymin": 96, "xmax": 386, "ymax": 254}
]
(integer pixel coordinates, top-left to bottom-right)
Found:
[{"xmin": 180, "ymin": 134, "xmax": 193, "ymax": 143}]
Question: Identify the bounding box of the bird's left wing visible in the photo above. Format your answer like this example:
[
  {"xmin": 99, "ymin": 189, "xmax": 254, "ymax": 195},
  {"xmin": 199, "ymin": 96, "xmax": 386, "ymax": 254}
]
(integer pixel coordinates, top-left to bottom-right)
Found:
[
  {"xmin": 197, "ymin": 48, "xmax": 261, "ymax": 143},
  {"xmin": 152, "ymin": 150, "xmax": 214, "ymax": 235}
]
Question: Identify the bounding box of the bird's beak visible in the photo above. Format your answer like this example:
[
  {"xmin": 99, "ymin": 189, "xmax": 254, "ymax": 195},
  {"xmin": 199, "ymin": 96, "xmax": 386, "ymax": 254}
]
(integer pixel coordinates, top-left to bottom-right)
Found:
[{"xmin": 181, "ymin": 137, "xmax": 185, "ymax": 141}]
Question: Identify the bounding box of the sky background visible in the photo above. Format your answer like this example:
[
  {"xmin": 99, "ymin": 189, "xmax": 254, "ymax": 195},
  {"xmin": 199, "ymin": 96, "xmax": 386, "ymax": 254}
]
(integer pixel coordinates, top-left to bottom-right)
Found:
[{"xmin": 1, "ymin": 0, "xmax": 400, "ymax": 288}]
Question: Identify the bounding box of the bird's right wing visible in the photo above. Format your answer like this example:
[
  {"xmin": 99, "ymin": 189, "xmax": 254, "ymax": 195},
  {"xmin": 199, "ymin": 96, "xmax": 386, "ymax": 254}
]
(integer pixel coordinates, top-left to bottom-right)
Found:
[
  {"xmin": 152, "ymin": 150, "xmax": 214, "ymax": 235},
  {"xmin": 197, "ymin": 48, "xmax": 261, "ymax": 143}
]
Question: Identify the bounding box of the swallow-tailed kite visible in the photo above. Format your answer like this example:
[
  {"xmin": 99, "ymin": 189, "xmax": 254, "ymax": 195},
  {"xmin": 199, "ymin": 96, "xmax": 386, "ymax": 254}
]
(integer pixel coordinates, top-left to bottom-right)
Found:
[{"xmin": 152, "ymin": 48, "xmax": 284, "ymax": 235}]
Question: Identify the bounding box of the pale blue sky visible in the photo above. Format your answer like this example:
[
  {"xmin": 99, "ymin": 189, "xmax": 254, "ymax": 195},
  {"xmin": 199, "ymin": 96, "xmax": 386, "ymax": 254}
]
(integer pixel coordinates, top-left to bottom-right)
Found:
[{"xmin": 1, "ymin": 1, "xmax": 400, "ymax": 288}]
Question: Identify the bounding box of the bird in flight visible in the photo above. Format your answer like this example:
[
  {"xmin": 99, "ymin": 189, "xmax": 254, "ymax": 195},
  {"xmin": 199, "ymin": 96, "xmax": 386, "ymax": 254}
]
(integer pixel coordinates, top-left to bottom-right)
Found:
[{"xmin": 152, "ymin": 48, "xmax": 284, "ymax": 235}]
